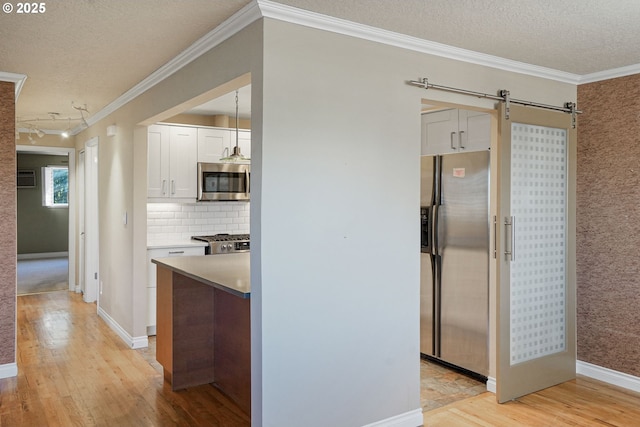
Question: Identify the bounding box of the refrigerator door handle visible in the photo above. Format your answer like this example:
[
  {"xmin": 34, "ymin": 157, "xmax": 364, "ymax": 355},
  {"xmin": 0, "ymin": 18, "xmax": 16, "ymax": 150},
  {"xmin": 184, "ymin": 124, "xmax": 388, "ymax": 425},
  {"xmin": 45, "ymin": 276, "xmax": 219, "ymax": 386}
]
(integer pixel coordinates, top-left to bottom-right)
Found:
[{"xmin": 432, "ymin": 204, "xmax": 439, "ymax": 256}]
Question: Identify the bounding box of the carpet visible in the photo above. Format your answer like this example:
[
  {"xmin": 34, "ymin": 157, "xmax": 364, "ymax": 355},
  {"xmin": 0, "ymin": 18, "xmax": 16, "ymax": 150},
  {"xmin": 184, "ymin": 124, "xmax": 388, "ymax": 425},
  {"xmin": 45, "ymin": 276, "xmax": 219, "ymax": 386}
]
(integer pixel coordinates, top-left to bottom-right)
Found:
[{"xmin": 17, "ymin": 257, "xmax": 69, "ymax": 295}]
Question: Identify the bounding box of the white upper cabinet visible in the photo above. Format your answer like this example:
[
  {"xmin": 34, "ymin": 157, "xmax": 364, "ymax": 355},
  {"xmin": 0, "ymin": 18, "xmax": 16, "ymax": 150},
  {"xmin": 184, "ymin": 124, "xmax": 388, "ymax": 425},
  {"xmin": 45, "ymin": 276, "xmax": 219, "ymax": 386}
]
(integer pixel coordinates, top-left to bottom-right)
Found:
[
  {"xmin": 147, "ymin": 125, "xmax": 170, "ymax": 198},
  {"xmin": 198, "ymin": 127, "xmax": 251, "ymax": 163},
  {"xmin": 147, "ymin": 124, "xmax": 197, "ymax": 200},
  {"xmin": 197, "ymin": 127, "xmax": 231, "ymax": 163},
  {"xmin": 421, "ymin": 109, "xmax": 491, "ymax": 155}
]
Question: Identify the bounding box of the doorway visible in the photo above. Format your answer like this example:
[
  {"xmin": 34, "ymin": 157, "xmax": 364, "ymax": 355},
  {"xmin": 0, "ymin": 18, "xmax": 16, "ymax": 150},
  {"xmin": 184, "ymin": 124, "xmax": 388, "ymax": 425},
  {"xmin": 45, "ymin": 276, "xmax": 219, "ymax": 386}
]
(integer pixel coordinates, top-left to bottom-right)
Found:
[
  {"xmin": 15, "ymin": 146, "xmax": 76, "ymax": 295},
  {"xmin": 418, "ymin": 105, "xmax": 495, "ymax": 412},
  {"xmin": 418, "ymin": 95, "xmax": 577, "ymax": 409}
]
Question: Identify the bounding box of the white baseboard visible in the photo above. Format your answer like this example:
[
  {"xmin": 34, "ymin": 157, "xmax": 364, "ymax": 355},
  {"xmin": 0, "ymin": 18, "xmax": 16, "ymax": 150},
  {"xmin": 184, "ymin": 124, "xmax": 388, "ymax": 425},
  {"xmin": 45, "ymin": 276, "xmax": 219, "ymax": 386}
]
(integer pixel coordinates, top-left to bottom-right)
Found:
[
  {"xmin": 477, "ymin": 365, "xmax": 638, "ymax": 396},
  {"xmin": 0, "ymin": 362, "xmax": 18, "ymax": 379},
  {"xmin": 362, "ymin": 409, "xmax": 423, "ymax": 427},
  {"xmin": 577, "ymin": 360, "xmax": 640, "ymax": 393},
  {"xmin": 17, "ymin": 251, "xmax": 69, "ymax": 260},
  {"xmin": 97, "ymin": 306, "xmax": 149, "ymax": 349},
  {"xmin": 146, "ymin": 325, "xmax": 156, "ymax": 336},
  {"xmin": 74, "ymin": 285, "xmax": 82, "ymax": 293},
  {"xmin": 131, "ymin": 335, "xmax": 150, "ymax": 349},
  {"xmin": 486, "ymin": 376, "xmax": 496, "ymax": 393}
]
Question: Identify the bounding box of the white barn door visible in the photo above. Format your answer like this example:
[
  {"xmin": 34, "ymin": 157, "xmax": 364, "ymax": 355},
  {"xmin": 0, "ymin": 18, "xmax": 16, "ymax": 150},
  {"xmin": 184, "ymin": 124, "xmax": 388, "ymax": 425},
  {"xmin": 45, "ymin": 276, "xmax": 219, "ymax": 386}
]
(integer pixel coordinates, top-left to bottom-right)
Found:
[{"xmin": 497, "ymin": 104, "xmax": 577, "ymax": 402}]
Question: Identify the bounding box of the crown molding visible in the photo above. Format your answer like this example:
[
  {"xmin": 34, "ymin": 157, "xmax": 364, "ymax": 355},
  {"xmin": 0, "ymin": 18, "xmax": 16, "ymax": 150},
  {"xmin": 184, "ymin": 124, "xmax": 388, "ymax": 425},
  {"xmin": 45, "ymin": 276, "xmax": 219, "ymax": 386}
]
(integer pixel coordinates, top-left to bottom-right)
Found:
[
  {"xmin": 578, "ymin": 63, "xmax": 640, "ymax": 84},
  {"xmin": 257, "ymin": 0, "xmax": 581, "ymax": 84},
  {"xmin": 0, "ymin": 71, "xmax": 27, "ymax": 100},
  {"xmin": 73, "ymin": 0, "xmax": 263, "ymax": 135}
]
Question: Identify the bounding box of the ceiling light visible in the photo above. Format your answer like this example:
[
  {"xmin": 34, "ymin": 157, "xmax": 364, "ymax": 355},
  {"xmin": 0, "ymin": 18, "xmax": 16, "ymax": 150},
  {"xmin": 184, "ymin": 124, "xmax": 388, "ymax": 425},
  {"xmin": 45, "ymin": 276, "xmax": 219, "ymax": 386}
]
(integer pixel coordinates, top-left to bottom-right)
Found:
[
  {"xmin": 61, "ymin": 117, "xmax": 71, "ymax": 138},
  {"xmin": 220, "ymin": 90, "xmax": 250, "ymax": 162}
]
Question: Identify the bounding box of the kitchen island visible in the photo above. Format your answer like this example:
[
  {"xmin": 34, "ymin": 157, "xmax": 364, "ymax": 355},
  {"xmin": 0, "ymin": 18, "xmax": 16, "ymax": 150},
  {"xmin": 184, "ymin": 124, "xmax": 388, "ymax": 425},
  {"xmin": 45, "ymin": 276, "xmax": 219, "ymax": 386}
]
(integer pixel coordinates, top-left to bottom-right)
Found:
[{"xmin": 152, "ymin": 253, "xmax": 250, "ymax": 414}]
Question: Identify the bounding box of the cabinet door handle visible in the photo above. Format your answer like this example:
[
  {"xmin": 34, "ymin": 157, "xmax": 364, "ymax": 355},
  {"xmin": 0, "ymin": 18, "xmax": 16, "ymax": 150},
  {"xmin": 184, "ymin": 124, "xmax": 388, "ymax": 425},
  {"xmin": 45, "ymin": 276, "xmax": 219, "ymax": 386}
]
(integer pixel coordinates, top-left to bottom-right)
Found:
[
  {"xmin": 459, "ymin": 130, "xmax": 465, "ymax": 150},
  {"xmin": 171, "ymin": 180, "xmax": 175, "ymax": 195},
  {"xmin": 450, "ymin": 132, "xmax": 457, "ymax": 150},
  {"xmin": 161, "ymin": 179, "xmax": 167, "ymax": 195},
  {"xmin": 168, "ymin": 251, "xmax": 185, "ymax": 255}
]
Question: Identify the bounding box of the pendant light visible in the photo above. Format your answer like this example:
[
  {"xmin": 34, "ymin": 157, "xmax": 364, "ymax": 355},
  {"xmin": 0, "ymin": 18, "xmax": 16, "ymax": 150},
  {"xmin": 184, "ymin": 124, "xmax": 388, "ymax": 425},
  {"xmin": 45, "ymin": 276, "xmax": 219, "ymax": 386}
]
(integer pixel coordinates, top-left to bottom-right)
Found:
[{"xmin": 221, "ymin": 90, "xmax": 250, "ymax": 162}]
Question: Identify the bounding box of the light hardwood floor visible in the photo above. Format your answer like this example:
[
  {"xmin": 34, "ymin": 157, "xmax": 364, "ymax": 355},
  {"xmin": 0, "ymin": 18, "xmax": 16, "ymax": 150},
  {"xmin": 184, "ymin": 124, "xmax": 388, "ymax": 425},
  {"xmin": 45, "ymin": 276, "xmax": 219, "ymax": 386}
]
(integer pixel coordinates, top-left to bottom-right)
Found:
[
  {"xmin": 424, "ymin": 377, "xmax": 640, "ymax": 426},
  {"xmin": 0, "ymin": 291, "xmax": 249, "ymax": 426},
  {"xmin": 2, "ymin": 291, "xmax": 640, "ymax": 426}
]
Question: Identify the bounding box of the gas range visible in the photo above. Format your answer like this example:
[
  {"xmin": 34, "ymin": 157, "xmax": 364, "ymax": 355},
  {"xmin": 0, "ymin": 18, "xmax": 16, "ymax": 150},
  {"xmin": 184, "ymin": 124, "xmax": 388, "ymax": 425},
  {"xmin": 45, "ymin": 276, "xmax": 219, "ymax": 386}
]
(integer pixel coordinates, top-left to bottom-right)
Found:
[{"xmin": 191, "ymin": 233, "xmax": 250, "ymax": 255}]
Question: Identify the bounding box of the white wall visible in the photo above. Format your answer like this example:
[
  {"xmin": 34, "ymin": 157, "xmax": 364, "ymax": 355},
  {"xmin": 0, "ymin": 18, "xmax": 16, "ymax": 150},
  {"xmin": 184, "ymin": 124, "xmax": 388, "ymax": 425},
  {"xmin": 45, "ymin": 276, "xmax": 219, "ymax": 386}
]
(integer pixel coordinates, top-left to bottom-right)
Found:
[{"xmin": 256, "ymin": 19, "xmax": 421, "ymax": 426}]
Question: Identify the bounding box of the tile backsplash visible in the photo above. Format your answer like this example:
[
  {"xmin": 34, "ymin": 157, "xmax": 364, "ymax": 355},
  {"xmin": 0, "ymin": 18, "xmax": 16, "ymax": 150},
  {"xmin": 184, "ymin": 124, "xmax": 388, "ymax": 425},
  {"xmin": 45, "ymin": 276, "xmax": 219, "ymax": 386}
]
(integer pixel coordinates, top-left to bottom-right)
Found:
[{"xmin": 147, "ymin": 202, "xmax": 249, "ymax": 243}]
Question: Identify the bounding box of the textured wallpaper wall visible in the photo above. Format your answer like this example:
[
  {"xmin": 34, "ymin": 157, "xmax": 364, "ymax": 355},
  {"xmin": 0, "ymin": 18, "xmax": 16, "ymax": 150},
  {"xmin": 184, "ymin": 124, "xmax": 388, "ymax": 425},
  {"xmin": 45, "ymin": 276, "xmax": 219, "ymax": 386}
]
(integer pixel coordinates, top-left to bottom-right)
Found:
[
  {"xmin": 577, "ymin": 74, "xmax": 640, "ymax": 376},
  {"xmin": 0, "ymin": 81, "xmax": 16, "ymax": 366}
]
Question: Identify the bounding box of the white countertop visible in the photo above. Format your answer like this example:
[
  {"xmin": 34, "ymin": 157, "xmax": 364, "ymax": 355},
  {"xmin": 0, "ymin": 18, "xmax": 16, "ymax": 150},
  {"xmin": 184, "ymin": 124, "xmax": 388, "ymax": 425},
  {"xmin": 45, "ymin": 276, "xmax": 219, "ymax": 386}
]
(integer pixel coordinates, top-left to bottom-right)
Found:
[
  {"xmin": 151, "ymin": 253, "xmax": 250, "ymax": 298},
  {"xmin": 147, "ymin": 240, "xmax": 208, "ymax": 249}
]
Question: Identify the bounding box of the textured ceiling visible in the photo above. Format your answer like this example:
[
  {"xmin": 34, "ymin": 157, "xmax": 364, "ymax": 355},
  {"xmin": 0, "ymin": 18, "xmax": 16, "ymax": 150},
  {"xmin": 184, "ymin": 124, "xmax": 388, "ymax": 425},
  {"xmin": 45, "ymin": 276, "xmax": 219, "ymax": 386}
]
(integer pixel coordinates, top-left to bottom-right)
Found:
[
  {"xmin": 277, "ymin": 0, "xmax": 640, "ymax": 75},
  {"xmin": 3, "ymin": 0, "xmax": 640, "ymax": 133}
]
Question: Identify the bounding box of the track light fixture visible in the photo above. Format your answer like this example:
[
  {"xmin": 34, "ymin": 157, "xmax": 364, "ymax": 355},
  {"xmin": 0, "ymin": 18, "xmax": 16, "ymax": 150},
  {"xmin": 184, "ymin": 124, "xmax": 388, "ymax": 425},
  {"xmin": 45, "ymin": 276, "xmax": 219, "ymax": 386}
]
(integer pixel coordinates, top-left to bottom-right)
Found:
[
  {"xmin": 72, "ymin": 102, "xmax": 89, "ymax": 127},
  {"xmin": 16, "ymin": 102, "xmax": 91, "ymax": 137}
]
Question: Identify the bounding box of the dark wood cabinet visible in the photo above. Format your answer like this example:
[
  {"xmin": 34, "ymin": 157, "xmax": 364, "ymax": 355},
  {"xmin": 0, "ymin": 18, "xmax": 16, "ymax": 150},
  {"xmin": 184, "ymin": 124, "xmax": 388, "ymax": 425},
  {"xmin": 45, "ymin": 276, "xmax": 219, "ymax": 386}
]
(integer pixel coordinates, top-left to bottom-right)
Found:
[{"xmin": 156, "ymin": 265, "xmax": 251, "ymax": 414}]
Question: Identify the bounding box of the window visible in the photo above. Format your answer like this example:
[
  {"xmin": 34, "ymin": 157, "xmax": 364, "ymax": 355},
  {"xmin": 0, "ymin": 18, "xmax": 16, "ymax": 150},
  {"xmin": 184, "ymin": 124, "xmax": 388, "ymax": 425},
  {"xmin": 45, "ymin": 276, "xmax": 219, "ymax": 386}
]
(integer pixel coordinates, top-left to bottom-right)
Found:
[{"xmin": 42, "ymin": 166, "xmax": 69, "ymax": 207}]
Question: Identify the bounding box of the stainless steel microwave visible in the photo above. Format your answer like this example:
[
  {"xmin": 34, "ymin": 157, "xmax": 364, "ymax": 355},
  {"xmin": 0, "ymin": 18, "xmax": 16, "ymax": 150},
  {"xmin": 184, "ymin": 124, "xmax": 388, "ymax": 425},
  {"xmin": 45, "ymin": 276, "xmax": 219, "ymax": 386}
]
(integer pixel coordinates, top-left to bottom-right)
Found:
[{"xmin": 197, "ymin": 162, "xmax": 250, "ymax": 201}]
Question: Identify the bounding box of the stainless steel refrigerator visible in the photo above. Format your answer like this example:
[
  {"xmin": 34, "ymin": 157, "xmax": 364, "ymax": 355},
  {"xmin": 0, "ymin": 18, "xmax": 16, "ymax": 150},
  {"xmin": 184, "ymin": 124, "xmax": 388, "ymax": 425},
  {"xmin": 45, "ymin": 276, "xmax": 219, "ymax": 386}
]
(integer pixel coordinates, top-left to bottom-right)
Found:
[{"xmin": 420, "ymin": 151, "xmax": 489, "ymax": 377}]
